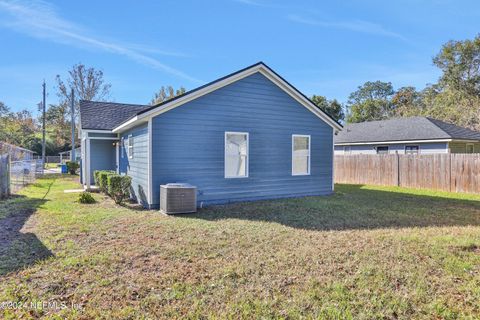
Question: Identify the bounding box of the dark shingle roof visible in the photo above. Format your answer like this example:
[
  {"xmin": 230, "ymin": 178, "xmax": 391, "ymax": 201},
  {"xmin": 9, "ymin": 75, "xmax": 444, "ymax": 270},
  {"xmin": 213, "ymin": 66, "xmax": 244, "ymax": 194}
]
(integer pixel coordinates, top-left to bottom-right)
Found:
[
  {"xmin": 335, "ymin": 117, "xmax": 480, "ymax": 144},
  {"xmin": 80, "ymin": 100, "xmax": 149, "ymax": 130}
]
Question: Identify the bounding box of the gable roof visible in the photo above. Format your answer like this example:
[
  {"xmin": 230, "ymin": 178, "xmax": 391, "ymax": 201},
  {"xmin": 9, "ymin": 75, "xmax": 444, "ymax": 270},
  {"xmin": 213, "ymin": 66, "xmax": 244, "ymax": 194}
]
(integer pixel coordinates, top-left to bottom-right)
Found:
[
  {"xmin": 80, "ymin": 100, "xmax": 149, "ymax": 130},
  {"xmin": 112, "ymin": 62, "xmax": 343, "ymax": 132},
  {"xmin": 335, "ymin": 117, "xmax": 480, "ymax": 145}
]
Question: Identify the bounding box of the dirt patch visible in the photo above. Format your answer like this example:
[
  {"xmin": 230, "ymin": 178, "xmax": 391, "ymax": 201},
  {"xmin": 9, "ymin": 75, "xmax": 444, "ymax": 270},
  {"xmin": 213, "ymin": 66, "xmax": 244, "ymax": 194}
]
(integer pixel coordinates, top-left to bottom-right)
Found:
[{"xmin": 0, "ymin": 209, "xmax": 34, "ymax": 247}]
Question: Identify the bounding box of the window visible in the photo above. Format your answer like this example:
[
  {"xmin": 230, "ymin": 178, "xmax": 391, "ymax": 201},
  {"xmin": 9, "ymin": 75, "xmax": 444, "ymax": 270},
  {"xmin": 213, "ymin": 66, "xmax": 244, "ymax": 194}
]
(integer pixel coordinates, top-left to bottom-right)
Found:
[
  {"xmin": 405, "ymin": 145, "xmax": 419, "ymax": 154},
  {"xmin": 292, "ymin": 135, "xmax": 311, "ymax": 175},
  {"xmin": 225, "ymin": 132, "xmax": 248, "ymax": 178},
  {"xmin": 344, "ymin": 146, "xmax": 351, "ymax": 154},
  {"xmin": 376, "ymin": 146, "xmax": 389, "ymax": 154},
  {"xmin": 128, "ymin": 134, "xmax": 133, "ymax": 159},
  {"xmin": 466, "ymin": 143, "xmax": 474, "ymax": 153}
]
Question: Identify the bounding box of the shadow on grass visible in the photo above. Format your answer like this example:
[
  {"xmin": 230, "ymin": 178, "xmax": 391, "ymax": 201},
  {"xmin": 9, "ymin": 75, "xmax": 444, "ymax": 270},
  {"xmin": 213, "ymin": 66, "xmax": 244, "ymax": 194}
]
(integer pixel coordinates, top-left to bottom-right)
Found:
[
  {"xmin": 0, "ymin": 184, "xmax": 53, "ymax": 275},
  {"xmin": 180, "ymin": 184, "xmax": 480, "ymax": 231}
]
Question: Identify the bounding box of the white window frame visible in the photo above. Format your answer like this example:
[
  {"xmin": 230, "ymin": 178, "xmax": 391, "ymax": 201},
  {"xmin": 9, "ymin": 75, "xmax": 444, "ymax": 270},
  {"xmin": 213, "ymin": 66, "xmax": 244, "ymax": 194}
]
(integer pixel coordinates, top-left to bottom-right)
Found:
[
  {"xmin": 466, "ymin": 143, "xmax": 474, "ymax": 154},
  {"xmin": 224, "ymin": 132, "xmax": 249, "ymax": 178},
  {"xmin": 128, "ymin": 134, "xmax": 134, "ymax": 159},
  {"xmin": 292, "ymin": 134, "xmax": 311, "ymax": 176},
  {"xmin": 405, "ymin": 145, "xmax": 419, "ymax": 155}
]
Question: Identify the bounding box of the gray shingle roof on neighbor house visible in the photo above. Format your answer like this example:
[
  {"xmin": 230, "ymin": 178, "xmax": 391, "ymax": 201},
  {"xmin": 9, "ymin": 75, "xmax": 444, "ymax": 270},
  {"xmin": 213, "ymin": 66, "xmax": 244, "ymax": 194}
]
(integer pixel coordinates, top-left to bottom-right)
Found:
[
  {"xmin": 80, "ymin": 100, "xmax": 149, "ymax": 130},
  {"xmin": 335, "ymin": 117, "xmax": 480, "ymax": 144}
]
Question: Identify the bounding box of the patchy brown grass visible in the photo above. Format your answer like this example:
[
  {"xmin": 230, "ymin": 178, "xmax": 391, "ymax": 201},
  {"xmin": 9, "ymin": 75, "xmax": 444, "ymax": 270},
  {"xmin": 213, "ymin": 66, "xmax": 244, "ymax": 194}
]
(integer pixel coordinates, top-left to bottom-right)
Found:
[{"xmin": 0, "ymin": 176, "xmax": 480, "ymax": 319}]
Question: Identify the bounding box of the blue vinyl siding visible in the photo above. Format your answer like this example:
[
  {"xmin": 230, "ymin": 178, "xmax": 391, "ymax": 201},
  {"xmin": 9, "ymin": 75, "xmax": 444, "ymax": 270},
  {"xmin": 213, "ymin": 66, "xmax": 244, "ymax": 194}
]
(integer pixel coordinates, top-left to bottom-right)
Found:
[
  {"xmin": 119, "ymin": 123, "xmax": 149, "ymax": 206},
  {"xmin": 89, "ymin": 139, "xmax": 116, "ymax": 183},
  {"xmin": 150, "ymin": 72, "xmax": 333, "ymax": 207}
]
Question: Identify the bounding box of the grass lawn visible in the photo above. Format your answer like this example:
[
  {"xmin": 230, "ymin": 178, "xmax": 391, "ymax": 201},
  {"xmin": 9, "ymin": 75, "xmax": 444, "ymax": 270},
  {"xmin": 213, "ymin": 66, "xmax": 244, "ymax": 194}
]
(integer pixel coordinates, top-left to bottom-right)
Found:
[
  {"xmin": 44, "ymin": 163, "xmax": 59, "ymax": 169},
  {"xmin": 1, "ymin": 176, "xmax": 480, "ymax": 319}
]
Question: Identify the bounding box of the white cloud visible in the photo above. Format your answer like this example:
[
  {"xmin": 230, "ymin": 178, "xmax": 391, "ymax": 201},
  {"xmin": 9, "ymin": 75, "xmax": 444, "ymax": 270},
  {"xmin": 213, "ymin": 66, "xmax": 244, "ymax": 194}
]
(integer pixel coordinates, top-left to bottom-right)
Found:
[
  {"xmin": 287, "ymin": 14, "xmax": 407, "ymax": 41},
  {"xmin": 0, "ymin": 0, "xmax": 201, "ymax": 83}
]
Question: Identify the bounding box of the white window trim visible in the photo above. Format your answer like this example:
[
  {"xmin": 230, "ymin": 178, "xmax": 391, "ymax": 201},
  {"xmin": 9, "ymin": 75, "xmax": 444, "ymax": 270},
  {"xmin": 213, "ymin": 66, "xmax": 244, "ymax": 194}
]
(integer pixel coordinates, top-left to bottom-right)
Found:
[
  {"xmin": 405, "ymin": 145, "xmax": 420, "ymax": 154},
  {"xmin": 292, "ymin": 134, "xmax": 311, "ymax": 176},
  {"xmin": 224, "ymin": 131, "xmax": 249, "ymax": 179},
  {"xmin": 466, "ymin": 143, "xmax": 474, "ymax": 153},
  {"xmin": 128, "ymin": 134, "xmax": 134, "ymax": 159}
]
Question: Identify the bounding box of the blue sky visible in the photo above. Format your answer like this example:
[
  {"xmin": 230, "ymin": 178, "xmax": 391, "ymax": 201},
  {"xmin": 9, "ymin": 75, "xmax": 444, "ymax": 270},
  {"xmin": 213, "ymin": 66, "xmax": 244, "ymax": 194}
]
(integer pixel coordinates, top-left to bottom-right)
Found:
[{"xmin": 0, "ymin": 0, "xmax": 479, "ymax": 113}]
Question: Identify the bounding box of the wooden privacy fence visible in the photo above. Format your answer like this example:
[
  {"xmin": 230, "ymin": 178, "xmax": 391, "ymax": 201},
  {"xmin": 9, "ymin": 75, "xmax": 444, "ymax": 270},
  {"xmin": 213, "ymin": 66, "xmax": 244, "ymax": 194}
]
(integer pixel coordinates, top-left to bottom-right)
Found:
[
  {"xmin": 334, "ymin": 154, "xmax": 480, "ymax": 194},
  {"xmin": 0, "ymin": 154, "xmax": 11, "ymax": 199}
]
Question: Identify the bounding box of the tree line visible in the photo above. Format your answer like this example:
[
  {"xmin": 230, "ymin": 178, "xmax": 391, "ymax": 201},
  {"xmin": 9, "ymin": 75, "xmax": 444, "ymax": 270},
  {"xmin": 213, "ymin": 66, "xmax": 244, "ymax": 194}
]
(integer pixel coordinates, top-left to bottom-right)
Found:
[
  {"xmin": 1, "ymin": 34, "xmax": 479, "ymax": 155},
  {"xmin": 315, "ymin": 34, "xmax": 480, "ymax": 131}
]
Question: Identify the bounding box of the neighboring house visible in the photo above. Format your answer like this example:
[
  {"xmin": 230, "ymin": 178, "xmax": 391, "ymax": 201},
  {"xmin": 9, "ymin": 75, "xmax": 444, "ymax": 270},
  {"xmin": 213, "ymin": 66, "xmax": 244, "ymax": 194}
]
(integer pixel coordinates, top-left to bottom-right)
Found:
[
  {"xmin": 59, "ymin": 147, "xmax": 81, "ymax": 163},
  {"xmin": 334, "ymin": 117, "xmax": 480, "ymax": 155},
  {"xmin": 79, "ymin": 62, "xmax": 342, "ymax": 208},
  {"xmin": 0, "ymin": 142, "xmax": 35, "ymax": 161}
]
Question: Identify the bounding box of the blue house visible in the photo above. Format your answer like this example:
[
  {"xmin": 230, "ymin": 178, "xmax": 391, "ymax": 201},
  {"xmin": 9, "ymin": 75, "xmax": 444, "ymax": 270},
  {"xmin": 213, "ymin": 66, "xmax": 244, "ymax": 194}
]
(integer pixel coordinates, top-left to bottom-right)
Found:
[{"xmin": 79, "ymin": 62, "xmax": 342, "ymax": 208}]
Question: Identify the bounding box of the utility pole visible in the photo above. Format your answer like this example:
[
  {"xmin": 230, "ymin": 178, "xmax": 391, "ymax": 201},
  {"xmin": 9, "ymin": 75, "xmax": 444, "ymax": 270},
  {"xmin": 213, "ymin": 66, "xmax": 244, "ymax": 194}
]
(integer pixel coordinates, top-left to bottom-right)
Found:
[
  {"xmin": 70, "ymin": 88, "xmax": 75, "ymax": 161},
  {"xmin": 42, "ymin": 80, "xmax": 46, "ymax": 168}
]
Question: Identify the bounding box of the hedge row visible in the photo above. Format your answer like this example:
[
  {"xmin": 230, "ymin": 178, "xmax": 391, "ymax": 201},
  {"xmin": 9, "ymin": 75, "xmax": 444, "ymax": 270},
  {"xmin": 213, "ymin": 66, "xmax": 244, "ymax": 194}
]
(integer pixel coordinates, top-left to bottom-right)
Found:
[{"xmin": 94, "ymin": 170, "xmax": 132, "ymax": 204}]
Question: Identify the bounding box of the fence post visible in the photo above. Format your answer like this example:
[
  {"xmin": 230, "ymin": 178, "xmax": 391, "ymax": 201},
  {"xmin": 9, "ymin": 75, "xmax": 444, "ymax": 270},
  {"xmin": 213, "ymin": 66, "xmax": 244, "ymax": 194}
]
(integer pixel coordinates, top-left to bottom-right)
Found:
[
  {"xmin": 6, "ymin": 154, "xmax": 10, "ymax": 197},
  {"xmin": 396, "ymin": 152, "xmax": 400, "ymax": 186},
  {"xmin": 449, "ymin": 153, "xmax": 452, "ymax": 192}
]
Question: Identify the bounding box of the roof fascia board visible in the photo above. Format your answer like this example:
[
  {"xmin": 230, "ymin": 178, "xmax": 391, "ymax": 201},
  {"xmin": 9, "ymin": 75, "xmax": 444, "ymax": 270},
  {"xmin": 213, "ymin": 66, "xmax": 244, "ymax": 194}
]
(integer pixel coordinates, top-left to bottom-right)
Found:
[
  {"xmin": 112, "ymin": 116, "xmax": 139, "ymax": 133},
  {"xmin": 81, "ymin": 129, "xmax": 114, "ymax": 133},
  {"xmin": 112, "ymin": 64, "xmax": 342, "ymax": 133},
  {"xmin": 335, "ymin": 139, "xmax": 455, "ymax": 146}
]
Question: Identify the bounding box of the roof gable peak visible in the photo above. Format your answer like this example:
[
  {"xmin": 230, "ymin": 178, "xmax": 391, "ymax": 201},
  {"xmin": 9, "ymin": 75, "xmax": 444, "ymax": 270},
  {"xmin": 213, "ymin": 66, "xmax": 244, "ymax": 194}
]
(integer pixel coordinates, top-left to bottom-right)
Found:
[{"xmin": 112, "ymin": 62, "xmax": 342, "ymax": 132}]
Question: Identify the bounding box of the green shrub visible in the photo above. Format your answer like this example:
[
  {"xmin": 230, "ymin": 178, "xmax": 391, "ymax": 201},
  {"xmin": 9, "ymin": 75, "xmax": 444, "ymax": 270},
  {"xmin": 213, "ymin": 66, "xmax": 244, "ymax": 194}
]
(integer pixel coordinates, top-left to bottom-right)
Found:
[
  {"xmin": 78, "ymin": 192, "xmax": 95, "ymax": 204},
  {"xmin": 94, "ymin": 170, "xmax": 101, "ymax": 185},
  {"xmin": 96, "ymin": 170, "xmax": 115, "ymax": 194},
  {"xmin": 66, "ymin": 161, "xmax": 79, "ymax": 175},
  {"xmin": 107, "ymin": 174, "xmax": 132, "ymax": 204}
]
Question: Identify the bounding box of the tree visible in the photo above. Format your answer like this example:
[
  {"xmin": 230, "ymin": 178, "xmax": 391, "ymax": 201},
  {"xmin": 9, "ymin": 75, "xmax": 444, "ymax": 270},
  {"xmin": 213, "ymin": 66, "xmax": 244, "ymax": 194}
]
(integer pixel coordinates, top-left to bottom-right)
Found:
[
  {"xmin": 433, "ymin": 35, "xmax": 480, "ymax": 96},
  {"xmin": 391, "ymin": 86, "xmax": 423, "ymax": 117},
  {"xmin": 150, "ymin": 86, "xmax": 186, "ymax": 105},
  {"xmin": 56, "ymin": 63, "xmax": 112, "ymax": 121},
  {"xmin": 45, "ymin": 103, "xmax": 71, "ymax": 148},
  {"xmin": 310, "ymin": 95, "xmax": 345, "ymax": 122},
  {"xmin": 423, "ymin": 35, "xmax": 480, "ymax": 130},
  {"xmin": 345, "ymin": 81, "xmax": 395, "ymax": 123},
  {"xmin": 0, "ymin": 104, "xmax": 41, "ymax": 153}
]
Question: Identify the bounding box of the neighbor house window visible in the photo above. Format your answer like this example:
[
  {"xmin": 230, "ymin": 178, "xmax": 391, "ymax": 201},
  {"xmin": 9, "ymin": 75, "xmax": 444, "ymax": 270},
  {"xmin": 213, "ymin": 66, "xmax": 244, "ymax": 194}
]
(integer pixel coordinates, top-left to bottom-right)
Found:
[
  {"xmin": 292, "ymin": 135, "xmax": 311, "ymax": 175},
  {"xmin": 225, "ymin": 132, "xmax": 248, "ymax": 178},
  {"xmin": 466, "ymin": 143, "xmax": 474, "ymax": 153},
  {"xmin": 405, "ymin": 145, "xmax": 419, "ymax": 154},
  {"xmin": 376, "ymin": 146, "xmax": 389, "ymax": 154},
  {"xmin": 128, "ymin": 134, "xmax": 134, "ymax": 159}
]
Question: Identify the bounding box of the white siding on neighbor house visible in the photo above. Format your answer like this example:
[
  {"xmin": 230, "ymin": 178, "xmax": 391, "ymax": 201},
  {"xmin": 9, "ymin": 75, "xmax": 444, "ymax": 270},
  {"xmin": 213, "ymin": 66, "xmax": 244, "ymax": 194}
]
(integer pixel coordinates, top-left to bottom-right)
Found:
[{"xmin": 334, "ymin": 142, "xmax": 448, "ymax": 155}]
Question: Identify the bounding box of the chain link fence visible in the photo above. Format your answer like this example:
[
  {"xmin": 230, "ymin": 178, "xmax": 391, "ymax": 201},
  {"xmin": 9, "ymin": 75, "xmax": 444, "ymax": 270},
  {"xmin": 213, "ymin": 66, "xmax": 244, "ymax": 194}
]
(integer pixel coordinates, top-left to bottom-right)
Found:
[{"xmin": 9, "ymin": 159, "xmax": 44, "ymax": 193}]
